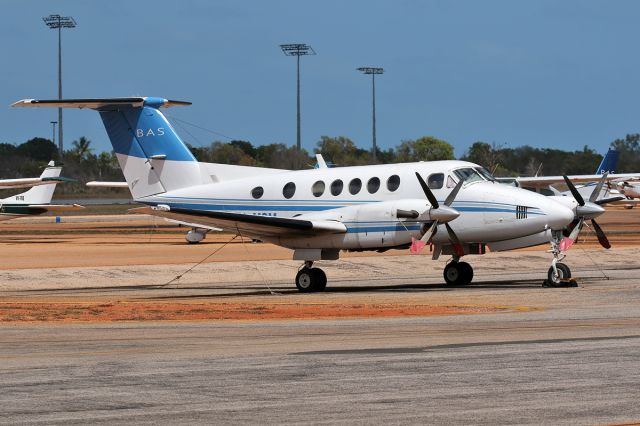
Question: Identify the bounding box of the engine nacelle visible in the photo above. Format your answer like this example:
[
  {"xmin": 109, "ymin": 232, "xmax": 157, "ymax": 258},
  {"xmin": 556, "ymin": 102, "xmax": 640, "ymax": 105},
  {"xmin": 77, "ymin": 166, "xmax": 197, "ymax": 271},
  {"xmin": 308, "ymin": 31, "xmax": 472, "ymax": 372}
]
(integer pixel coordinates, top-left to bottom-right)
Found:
[{"xmin": 275, "ymin": 199, "xmax": 434, "ymax": 250}]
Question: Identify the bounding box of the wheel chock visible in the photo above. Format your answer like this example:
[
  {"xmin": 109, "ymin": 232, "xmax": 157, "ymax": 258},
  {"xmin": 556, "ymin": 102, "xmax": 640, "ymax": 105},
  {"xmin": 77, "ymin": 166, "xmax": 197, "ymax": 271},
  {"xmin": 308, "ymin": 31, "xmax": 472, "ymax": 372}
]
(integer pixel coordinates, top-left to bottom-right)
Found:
[{"xmin": 542, "ymin": 278, "xmax": 578, "ymax": 288}]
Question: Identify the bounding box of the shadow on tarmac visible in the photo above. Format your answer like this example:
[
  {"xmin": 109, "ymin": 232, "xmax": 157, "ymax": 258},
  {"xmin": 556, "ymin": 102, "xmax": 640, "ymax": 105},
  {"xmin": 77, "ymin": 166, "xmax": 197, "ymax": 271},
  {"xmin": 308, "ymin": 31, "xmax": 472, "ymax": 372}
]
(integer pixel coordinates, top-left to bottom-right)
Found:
[{"xmin": 12, "ymin": 278, "xmax": 551, "ymax": 300}]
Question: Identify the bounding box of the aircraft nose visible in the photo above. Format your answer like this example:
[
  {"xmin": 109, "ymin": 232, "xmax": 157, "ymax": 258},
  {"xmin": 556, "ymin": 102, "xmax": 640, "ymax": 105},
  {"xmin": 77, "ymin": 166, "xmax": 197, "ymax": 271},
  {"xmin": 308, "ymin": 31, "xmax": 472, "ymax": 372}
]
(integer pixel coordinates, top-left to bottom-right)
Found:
[
  {"xmin": 545, "ymin": 202, "xmax": 575, "ymax": 230},
  {"xmin": 576, "ymin": 202, "xmax": 605, "ymax": 219}
]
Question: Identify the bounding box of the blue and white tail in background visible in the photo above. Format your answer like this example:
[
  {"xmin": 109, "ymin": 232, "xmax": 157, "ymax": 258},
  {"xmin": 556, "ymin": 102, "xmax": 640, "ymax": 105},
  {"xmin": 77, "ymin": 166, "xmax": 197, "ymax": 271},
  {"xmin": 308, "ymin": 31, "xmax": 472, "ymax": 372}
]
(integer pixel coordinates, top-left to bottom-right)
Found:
[
  {"xmin": 596, "ymin": 149, "xmax": 619, "ymax": 175},
  {"xmin": 13, "ymin": 98, "xmax": 203, "ymax": 199}
]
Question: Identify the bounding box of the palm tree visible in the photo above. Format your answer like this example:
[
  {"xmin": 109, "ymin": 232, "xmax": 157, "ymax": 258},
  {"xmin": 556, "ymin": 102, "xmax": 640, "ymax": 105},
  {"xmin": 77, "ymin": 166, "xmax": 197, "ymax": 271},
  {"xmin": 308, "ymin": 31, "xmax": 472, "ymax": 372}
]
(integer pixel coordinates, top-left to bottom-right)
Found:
[{"xmin": 70, "ymin": 137, "xmax": 93, "ymax": 161}]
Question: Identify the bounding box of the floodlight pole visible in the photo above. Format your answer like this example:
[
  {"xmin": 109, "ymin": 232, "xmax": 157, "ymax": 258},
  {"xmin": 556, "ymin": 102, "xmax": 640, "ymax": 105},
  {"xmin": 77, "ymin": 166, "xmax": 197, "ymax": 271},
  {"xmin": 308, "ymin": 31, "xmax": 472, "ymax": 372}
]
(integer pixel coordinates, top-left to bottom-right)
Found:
[
  {"xmin": 57, "ymin": 16, "xmax": 62, "ymax": 154},
  {"xmin": 296, "ymin": 53, "xmax": 301, "ymax": 152},
  {"xmin": 357, "ymin": 67, "xmax": 384, "ymax": 163},
  {"xmin": 280, "ymin": 43, "xmax": 315, "ymax": 151},
  {"xmin": 50, "ymin": 121, "xmax": 57, "ymax": 148},
  {"xmin": 43, "ymin": 14, "xmax": 77, "ymax": 156}
]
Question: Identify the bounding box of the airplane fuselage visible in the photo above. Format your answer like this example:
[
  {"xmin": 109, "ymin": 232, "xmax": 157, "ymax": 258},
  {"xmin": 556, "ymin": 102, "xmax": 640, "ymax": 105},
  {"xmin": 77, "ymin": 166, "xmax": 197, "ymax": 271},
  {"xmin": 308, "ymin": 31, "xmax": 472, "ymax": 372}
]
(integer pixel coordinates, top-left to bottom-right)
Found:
[{"xmin": 140, "ymin": 160, "xmax": 574, "ymax": 252}]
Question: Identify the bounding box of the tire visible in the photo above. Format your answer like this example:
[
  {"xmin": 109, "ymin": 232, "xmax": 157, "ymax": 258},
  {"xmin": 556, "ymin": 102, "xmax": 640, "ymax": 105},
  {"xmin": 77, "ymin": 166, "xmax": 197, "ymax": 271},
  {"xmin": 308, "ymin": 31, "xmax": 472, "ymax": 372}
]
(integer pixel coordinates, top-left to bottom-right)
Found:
[
  {"xmin": 547, "ymin": 263, "xmax": 571, "ymax": 285},
  {"xmin": 296, "ymin": 268, "xmax": 315, "ymax": 293},
  {"xmin": 444, "ymin": 262, "xmax": 468, "ymax": 286},
  {"xmin": 457, "ymin": 261, "xmax": 474, "ymax": 286},
  {"xmin": 311, "ymin": 268, "xmax": 327, "ymax": 291}
]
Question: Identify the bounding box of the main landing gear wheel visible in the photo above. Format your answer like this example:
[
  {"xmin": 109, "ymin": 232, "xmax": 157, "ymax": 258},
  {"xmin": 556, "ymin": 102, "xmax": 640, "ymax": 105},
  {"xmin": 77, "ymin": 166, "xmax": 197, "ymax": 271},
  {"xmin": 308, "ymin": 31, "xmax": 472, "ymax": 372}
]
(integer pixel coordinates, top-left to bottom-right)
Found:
[
  {"xmin": 546, "ymin": 262, "xmax": 574, "ymax": 287},
  {"xmin": 295, "ymin": 267, "xmax": 327, "ymax": 293},
  {"xmin": 443, "ymin": 261, "xmax": 473, "ymax": 286}
]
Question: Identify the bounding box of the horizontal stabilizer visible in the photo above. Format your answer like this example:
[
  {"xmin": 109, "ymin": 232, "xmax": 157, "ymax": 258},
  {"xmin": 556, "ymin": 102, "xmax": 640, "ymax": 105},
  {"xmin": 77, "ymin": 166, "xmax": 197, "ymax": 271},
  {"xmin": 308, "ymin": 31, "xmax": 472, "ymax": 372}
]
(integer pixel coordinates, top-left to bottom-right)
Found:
[{"xmin": 12, "ymin": 97, "xmax": 191, "ymax": 110}]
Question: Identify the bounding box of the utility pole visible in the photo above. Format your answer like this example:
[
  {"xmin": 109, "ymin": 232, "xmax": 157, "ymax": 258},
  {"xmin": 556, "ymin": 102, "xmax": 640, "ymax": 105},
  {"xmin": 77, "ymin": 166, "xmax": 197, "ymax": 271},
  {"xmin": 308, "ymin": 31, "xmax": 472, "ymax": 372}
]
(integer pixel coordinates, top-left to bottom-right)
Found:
[
  {"xmin": 280, "ymin": 43, "xmax": 316, "ymax": 151},
  {"xmin": 43, "ymin": 14, "xmax": 77, "ymax": 156},
  {"xmin": 357, "ymin": 67, "xmax": 384, "ymax": 163}
]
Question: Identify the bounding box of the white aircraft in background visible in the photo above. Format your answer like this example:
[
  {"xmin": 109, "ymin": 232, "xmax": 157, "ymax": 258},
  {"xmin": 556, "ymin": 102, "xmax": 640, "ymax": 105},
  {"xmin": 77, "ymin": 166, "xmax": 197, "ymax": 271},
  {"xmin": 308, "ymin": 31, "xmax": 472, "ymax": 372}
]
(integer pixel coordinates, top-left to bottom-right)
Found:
[
  {"xmin": 0, "ymin": 161, "xmax": 83, "ymax": 221},
  {"xmin": 497, "ymin": 149, "xmax": 636, "ymax": 192},
  {"xmin": 13, "ymin": 97, "xmax": 619, "ymax": 291},
  {"xmin": 497, "ymin": 149, "xmax": 640, "ymax": 208}
]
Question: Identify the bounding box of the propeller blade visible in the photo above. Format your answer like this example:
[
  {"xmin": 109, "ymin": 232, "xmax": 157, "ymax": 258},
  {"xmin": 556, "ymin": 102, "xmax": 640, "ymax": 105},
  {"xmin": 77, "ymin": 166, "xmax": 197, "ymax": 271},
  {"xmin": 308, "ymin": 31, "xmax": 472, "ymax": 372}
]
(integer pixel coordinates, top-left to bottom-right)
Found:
[
  {"xmin": 591, "ymin": 219, "xmax": 611, "ymax": 249},
  {"xmin": 563, "ymin": 175, "xmax": 585, "ymax": 206},
  {"xmin": 595, "ymin": 196, "xmax": 625, "ymax": 205},
  {"xmin": 415, "ymin": 172, "xmax": 439, "ymax": 209},
  {"xmin": 445, "ymin": 223, "xmax": 465, "ymax": 257},
  {"xmin": 568, "ymin": 218, "xmax": 583, "ymax": 242},
  {"xmin": 444, "ymin": 177, "xmax": 465, "ymax": 207},
  {"xmin": 420, "ymin": 221, "xmax": 438, "ymax": 243},
  {"xmin": 563, "ymin": 218, "xmax": 581, "ymax": 238},
  {"xmin": 589, "ymin": 172, "xmax": 608, "ymax": 203}
]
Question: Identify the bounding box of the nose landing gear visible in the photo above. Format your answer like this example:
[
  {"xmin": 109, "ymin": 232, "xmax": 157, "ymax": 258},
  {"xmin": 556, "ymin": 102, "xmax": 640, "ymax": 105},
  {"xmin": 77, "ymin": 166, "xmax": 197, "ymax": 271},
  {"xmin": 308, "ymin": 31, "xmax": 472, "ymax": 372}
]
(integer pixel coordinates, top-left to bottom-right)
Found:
[{"xmin": 545, "ymin": 231, "xmax": 577, "ymax": 287}]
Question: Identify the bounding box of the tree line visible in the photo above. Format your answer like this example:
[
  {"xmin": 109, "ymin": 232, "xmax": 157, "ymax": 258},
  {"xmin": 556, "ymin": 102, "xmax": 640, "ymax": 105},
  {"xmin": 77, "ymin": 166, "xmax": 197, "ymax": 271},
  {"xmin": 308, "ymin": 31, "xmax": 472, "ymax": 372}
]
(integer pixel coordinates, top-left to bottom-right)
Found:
[{"xmin": 1, "ymin": 133, "xmax": 640, "ymax": 196}]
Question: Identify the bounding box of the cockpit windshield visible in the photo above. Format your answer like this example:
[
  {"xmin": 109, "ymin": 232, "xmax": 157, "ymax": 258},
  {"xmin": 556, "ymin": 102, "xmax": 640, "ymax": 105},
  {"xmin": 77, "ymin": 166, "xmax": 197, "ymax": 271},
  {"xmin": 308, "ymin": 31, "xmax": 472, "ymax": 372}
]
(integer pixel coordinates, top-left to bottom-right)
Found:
[
  {"xmin": 453, "ymin": 167, "xmax": 485, "ymax": 184},
  {"xmin": 475, "ymin": 167, "xmax": 497, "ymax": 182}
]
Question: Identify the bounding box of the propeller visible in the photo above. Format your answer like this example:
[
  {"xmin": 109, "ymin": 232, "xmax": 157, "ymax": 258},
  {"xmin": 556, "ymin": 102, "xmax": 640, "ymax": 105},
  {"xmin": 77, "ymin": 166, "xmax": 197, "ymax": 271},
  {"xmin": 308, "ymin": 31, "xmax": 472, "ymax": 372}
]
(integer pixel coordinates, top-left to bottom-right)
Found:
[
  {"xmin": 413, "ymin": 173, "xmax": 464, "ymax": 254},
  {"xmin": 561, "ymin": 173, "xmax": 612, "ymax": 250}
]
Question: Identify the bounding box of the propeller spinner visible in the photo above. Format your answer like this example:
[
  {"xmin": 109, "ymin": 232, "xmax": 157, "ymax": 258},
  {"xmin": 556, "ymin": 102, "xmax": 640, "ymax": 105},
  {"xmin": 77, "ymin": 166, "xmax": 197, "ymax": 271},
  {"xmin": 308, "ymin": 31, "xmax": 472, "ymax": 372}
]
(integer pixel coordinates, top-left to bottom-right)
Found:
[
  {"xmin": 414, "ymin": 172, "xmax": 464, "ymax": 255},
  {"xmin": 561, "ymin": 173, "xmax": 612, "ymax": 249}
]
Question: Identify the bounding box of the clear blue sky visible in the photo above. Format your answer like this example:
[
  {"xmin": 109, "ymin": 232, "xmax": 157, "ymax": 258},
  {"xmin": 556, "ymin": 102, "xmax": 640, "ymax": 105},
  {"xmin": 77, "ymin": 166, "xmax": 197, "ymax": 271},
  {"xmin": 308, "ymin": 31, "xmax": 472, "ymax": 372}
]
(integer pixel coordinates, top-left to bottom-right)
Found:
[{"xmin": 2, "ymin": 0, "xmax": 639, "ymax": 157}]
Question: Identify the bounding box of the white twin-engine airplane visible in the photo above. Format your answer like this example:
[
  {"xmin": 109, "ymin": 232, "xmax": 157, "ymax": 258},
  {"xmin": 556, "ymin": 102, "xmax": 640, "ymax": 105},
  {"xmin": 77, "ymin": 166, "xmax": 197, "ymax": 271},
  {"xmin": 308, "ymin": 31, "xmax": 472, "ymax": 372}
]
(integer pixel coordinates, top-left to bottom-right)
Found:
[
  {"xmin": 13, "ymin": 97, "xmax": 617, "ymax": 291},
  {"xmin": 0, "ymin": 161, "xmax": 83, "ymax": 221}
]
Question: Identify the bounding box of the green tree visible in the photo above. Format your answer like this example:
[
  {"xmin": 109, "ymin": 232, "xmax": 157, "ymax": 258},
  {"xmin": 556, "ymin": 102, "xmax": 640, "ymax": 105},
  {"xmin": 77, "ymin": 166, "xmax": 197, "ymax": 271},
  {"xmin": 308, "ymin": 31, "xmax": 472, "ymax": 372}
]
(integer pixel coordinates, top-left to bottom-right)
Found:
[
  {"xmin": 229, "ymin": 140, "xmax": 256, "ymax": 159},
  {"xmin": 315, "ymin": 136, "xmax": 371, "ymax": 166},
  {"xmin": 395, "ymin": 136, "xmax": 454, "ymax": 162},
  {"xmin": 69, "ymin": 136, "xmax": 93, "ymax": 161},
  {"xmin": 256, "ymin": 143, "xmax": 311, "ymax": 170},
  {"xmin": 610, "ymin": 134, "xmax": 640, "ymax": 173},
  {"xmin": 208, "ymin": 141, "xmax": 256, "ymax": 166},
  {"xmin": 462, "ymin": 141, "xmax": 504, "ymax": 172},
  {"xmin": 16, "ymin": 138, "xmax": 58, "ymax": 162}
]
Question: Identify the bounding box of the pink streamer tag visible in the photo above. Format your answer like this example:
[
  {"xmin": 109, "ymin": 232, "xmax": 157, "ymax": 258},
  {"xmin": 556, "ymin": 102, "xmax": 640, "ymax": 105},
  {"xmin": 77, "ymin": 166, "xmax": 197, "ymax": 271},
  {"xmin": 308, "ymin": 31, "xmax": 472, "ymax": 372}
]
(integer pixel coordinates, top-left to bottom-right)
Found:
[
  {"xmin": 410, "ymin": 237, "xmax": 427, "ymax": 254},
  {"xmin": 559, "ymin": 237, "xmax": 574, "ymax": 251}
]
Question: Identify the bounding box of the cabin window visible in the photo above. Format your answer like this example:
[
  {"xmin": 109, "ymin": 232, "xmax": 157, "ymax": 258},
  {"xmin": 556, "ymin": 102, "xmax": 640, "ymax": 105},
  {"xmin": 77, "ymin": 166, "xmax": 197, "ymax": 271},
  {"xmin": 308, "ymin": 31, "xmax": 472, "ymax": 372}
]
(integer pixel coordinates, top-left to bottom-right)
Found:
[
  {"xmin": 367, "ymin": 177, "xmax": 380, "ymax": 194},
  {"xmin": 475, "ymin": 167, "xmax": 496, "ymax": 182},
  {"xmin": 251, "ymin": 186, "xmax": 264, "ymax": 199},
  {"xmin": 387, "ymin": 175, "xmax": 401, "ymax": 192},
  {"xmin": 283, "ymin": 182, "xmax": 296, "ymax": 199},
  {"xmin": 312, "ymin": 180, "xmax": 325, "ymax": 197},
  {"xmin": 427, "ymin": 173, "xmax": 444, "ymax": 189},
  {"xmin": 453, "ymin": 168, "xmax": 484, "ymax": 184},
  {"xmin": 331, "ymin": 179, "xmax": 344, "ymax": 196},
  {"xmin": 447, "ymin": 175, "xmax": 457, "ymax": 188},
  {"xmin": 349, "ymin": 178, "xmax": 362, "ymax": 195}
]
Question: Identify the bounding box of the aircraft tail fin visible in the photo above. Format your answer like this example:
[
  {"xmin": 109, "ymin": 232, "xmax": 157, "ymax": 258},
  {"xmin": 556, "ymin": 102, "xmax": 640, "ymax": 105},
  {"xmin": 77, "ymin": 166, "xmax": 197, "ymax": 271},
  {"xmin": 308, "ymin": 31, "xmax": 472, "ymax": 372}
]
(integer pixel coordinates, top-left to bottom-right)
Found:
[
  {"xmin": 596, "ymin": 149, "xmax": 619, "ymax": 174},
  {"xmin": 12, "ymin": 97, "xmax": 202, "ymax": 199},
  {"xmin": 6, "ymin": 162, "xmax": 61, "ymax": 204}
]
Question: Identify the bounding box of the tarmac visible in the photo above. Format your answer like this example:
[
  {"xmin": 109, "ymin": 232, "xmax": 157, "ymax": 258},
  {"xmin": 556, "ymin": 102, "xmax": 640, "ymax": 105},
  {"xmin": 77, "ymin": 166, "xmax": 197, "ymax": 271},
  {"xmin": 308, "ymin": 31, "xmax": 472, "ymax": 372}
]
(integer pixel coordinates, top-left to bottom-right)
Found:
[{"xmin": 0, "ymin": 210, "xmax": 639, "ymax": 424}]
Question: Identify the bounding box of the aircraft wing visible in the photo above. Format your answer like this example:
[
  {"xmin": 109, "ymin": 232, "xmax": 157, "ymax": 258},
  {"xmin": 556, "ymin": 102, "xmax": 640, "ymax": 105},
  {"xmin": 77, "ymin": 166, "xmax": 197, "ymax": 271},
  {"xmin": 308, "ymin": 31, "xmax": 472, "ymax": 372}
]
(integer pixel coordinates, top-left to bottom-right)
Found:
[
  {"xmin": 0, "ymin": 176, "xmax": 75, "ymax": 190},
  {"xmin": 503, "ymin": 173, "xmax": 640, "ymax": 188},
  {"xmin": 130, "ymin": 206, "xmax": 346, "ymax": 238},
  {"xmin": 86, "ymin": 181, "xmax": 129, "ymax": 188},
  {"xmin": 608, "ymin": 199, "xmax": 640, "ymax": 206}
]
